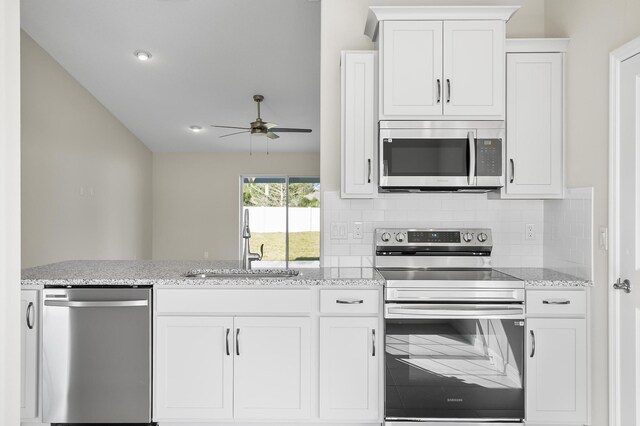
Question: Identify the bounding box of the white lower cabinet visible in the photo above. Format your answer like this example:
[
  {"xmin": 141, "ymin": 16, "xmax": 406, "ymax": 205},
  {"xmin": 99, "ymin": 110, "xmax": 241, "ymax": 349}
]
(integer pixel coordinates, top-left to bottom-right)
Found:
[
  {"xmin": 155, "ymin": 316, "xmax": 234, "ymax": 421},
  {"xmin": 21, "ymin": 290, "xmax": 39, "ymax": 422},
  {"xmin": 233, "ymin": 317, "xmax": 311, "ymax": 419},
  {"xmin": 525, "ymin": 289, "xmax": 588, "ymax": 425},
  {"xmin": 319, "ymin": 317, "xmax": 379, "ymax": 420}
]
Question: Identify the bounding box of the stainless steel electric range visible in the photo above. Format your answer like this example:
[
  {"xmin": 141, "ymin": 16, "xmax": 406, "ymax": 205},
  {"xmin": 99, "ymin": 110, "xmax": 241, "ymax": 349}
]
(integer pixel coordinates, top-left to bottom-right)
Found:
[{"xmin": 375, "ymin": 228, "xmax": 525, "ymax": 426}]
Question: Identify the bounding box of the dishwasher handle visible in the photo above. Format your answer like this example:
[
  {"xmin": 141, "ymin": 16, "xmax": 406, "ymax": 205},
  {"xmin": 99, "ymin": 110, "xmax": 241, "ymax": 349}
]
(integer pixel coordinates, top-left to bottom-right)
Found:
[{"xmin": 44, "ymin": 300, "xmax": 148, "ymax": 308}]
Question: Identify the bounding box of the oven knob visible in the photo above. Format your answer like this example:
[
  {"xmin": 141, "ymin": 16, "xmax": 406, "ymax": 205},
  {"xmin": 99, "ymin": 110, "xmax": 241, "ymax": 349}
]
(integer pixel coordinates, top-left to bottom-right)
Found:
[
  {"xmin": 462, "ymin": 232, "xmax": 473, "ymax": 242},
  {"xmin": 381, "ymin": 232, "xmax": 391, "ymax": 242},
  {"xmin": 395, "ymin": 233, "xmax": 405, "ymax": 242},
  {"xmin": 477, "ymin": 232, "xmax": 488, "ymax": 242}
]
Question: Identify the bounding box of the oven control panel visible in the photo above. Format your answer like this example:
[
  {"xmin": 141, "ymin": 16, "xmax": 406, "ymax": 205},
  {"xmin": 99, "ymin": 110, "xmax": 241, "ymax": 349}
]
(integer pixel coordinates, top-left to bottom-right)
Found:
[{"xmin": 376, "ymin": 228, "xmax": 492, "ymax": 247}]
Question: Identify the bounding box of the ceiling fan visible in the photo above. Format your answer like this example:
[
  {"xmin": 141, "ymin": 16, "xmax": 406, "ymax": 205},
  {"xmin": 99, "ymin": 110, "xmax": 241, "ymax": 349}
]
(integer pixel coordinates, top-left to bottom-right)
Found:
[{"xmin": 211, "ymin": 94, "xmax": 312, "ymax": 140}]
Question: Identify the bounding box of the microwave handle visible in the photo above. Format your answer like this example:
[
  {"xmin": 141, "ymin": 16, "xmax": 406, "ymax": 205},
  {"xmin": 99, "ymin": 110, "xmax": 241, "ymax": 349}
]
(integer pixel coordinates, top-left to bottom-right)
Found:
[{"xmin": 467, "ymin": 131, "xmax": 476, "ymax": 185}]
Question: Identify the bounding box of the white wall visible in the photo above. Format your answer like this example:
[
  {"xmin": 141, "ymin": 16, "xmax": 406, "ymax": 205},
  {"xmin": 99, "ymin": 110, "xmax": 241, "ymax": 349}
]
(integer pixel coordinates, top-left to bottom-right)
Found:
[
  {"xmin": 0, "ymin": 0, "xmax": 21, "ymax": 423},
  {"xmin": 544, "ymin": 1, "xmax": 640, "ymax": 423},
  {"xmin": 20, "ymin": 32, "xmax": 153, "ymax": 268},
  {"xmin": 152, "ymin": 152, "xmax": 320, "ymax": 260}
]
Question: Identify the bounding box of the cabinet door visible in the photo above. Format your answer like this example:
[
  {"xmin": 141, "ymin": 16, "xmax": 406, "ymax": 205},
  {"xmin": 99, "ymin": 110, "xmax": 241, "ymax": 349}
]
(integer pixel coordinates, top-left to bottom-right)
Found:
[
  {"xmin": 155, "ymin": 316, "xmax": 233, "ymax": 421},
  {"xmin": 233, "ymin": 317, "xmax": 310, "ymax": 419},
  {"xmin": 381, "ymin": 20, "xmax": 443, "ymax": 118},
  {"xmin": 526, "ymin": 318, "xmax": 587, "ymax": 424},
  {"xmin": 319, "ymin": 317, "xmax": 379, "ymax": 420},
  {"xmin": 341, "ymin": 51, "xmax": 377, "ymax": 198},
  {"xmin": 21, "ymin": 290, "xmax": 38, "ymax": 420},
  {"xmin": 443, "ymin": 20, "xmax": 504, "ymax": 117},
  {"xmin": 504, "ymin": 53, "xmax": 563, "ymax": 198}
]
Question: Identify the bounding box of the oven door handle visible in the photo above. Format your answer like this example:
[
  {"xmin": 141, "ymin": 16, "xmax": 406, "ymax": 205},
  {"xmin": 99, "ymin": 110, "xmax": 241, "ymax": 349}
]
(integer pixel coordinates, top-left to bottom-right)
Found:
[{"xmin": 386, "ymin": 305, "xmax": 524, "ymax": 319}]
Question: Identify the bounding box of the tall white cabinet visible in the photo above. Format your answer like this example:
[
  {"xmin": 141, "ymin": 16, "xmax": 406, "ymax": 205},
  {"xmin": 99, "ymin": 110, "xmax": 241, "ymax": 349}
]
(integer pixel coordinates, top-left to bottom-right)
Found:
[
  {"xmin": 341, "ymin": 51, "xmax": 377, "ymax": 198},
  {"xmin": 21, "ymin": 290, "xmax": 39, "ymax": 422},
  {"xmin": 502, "ymin": 39, "xmax": 569, "ymax": 199}
]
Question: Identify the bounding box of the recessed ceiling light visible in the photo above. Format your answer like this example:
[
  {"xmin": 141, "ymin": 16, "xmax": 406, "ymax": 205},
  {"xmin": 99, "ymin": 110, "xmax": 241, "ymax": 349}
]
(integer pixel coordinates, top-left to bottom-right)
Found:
[
  {"xmin": 134, "ymin": 50, "xmax": 152, "ymax": 61},
  {"xmin": 189, "ymin": 125, "xmax": 203, "ymax": 133}
]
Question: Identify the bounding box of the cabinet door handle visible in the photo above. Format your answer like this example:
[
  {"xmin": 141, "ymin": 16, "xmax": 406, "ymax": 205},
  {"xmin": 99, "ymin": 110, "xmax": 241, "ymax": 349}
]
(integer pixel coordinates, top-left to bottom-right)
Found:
[
  {"xmin": 367, "ymin": 158, "xmax": 372, "ymax": 183},
  {"xmin": 510, "ymin": 159, "xmax": 515, "ymax": 183},
  {"xmin": 372, "ymin": 329, "xmax": 376, "ymax": 357},
  {"xmin": 26, "ymin": 302, "xmax": 34, "ymax": 330},
  {"xmin": 236, "ymin": 328, "xmax": 240, "ymax": 356},
  {"xmin": 226, "ymin": 328, "xmax": 230, "ymax": 356},
  {"xmin": 530, "ymin": 330, "xmax": 536, "ymax": 358},
  {"xmin": 543, "ymin": 299, "xmax": 571, "ymax": 305},
  {"xmin": 436, "ymin": 79, "xmax": 441, "ymax": 103},
  {"xmin": 336, "ymin": 299, "xmax": 364, "ymax": 304},
  {"xmin": 446, "ymin": 79, "xmax": 451, "ymax": 103}
]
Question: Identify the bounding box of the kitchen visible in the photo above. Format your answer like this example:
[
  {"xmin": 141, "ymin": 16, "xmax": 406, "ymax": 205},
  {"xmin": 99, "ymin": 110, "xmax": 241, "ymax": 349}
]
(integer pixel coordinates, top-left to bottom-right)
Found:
[{"xmin": 2, "ymin": 0, "xmax": 640, "ymax": 426}]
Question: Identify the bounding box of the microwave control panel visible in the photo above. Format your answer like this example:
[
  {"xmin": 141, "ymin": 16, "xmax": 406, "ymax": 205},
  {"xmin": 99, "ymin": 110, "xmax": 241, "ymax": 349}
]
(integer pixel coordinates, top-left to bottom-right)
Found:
[{"xmin": 476, "ymin": 139, "xmax": 502, "ymax": 176}]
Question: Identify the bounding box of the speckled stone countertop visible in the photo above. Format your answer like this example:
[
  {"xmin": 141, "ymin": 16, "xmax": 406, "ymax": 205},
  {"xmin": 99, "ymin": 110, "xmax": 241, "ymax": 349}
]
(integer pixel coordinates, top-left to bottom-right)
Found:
[
  {"xmin": 21, "ymin": 260, "xmax": 384, "ymax": 287},
  {"xmin": 494, "ymin": 267, "xmax": 592, "ymax": 287}
]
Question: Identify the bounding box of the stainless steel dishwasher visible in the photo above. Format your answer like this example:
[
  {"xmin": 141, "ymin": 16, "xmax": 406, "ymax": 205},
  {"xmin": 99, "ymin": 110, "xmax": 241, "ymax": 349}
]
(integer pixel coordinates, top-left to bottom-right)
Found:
[{"xmin": 42, "ymin": 287, "xmax": 152, "ymax": 424}]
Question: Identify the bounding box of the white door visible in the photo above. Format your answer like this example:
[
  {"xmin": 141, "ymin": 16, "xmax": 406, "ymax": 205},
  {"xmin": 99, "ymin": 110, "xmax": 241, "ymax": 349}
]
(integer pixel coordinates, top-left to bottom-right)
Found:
[
  {"xmin": 525, "ymin": 318, "xmax": 587, "ymax": 423},
  {"xmin": 155, "ymin": 316, "xmax": 234, "ymax": 421},
  {"xmin": 612, "ymin": 48, "xmax": 640, "ymax": 426},
  {"xmin": 319, "ymin": 317, "xmax": 379, "ymax": 420},
  {"xmin": 380, "ymin": 20, "xmax": 443, "ymax": 118},
  {"xmin": 21, "ymin": 290, "xmax": 38, "ymax": 420},
  {"xmin": 443, "ymin": 20, "xmax": 504, "ymax": 117},
  {"xmin": 233, "ymin": 317, "xmax": 311, "ymax": 419}
]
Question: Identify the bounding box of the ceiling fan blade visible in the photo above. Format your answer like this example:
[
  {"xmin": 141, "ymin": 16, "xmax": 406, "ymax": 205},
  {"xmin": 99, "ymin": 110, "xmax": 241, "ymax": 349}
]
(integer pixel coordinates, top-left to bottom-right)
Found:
[
  {"xmin": 269, "ymin": 127, "xmax": 312, "ymax": 133},
  {"xmin": 265, "ymin": 122, "xmax": 278, "ymax": 129},
  {"xmin": 220, "ymin": 130, "xmax": 250, "ymax": 138},
  {"xmin": 210, "ymin": 125, "xmax": 251, "ymax": 130},
  {"xmin": 266, "ymin": 132, "xmax": 280, "ymax": 140}
]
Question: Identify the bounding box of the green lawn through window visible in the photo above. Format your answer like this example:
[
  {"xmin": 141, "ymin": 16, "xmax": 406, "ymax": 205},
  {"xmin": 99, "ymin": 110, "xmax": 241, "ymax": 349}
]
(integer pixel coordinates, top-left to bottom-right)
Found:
[{"xmin": 250, "ymin": 232, "xmax": 320, "ymax": 261}]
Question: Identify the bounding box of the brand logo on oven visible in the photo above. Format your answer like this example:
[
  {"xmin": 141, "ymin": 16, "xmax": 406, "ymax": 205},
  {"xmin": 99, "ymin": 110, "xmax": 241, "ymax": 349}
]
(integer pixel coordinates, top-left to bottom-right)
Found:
[{"xmin": 446, "ymin": 397, "xmax": 463, "ymax": 403}]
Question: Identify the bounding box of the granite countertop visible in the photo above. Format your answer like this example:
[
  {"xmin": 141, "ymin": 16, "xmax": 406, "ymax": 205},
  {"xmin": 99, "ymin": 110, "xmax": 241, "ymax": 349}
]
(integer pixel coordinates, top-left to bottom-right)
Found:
[
  {"xmin": 494, "ymin": 267, "xmax": 592, "ymax": 287},
  {"xmin": 21, "ymin": 260, "xmax": 384, "ymax": 287}
]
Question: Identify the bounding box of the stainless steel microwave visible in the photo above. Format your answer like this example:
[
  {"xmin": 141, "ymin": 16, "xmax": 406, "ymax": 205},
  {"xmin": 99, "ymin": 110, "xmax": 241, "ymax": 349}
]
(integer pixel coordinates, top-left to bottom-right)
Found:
[{"xmin": 379, "ymin": 121, "xmax": 505, "ymax": 192}]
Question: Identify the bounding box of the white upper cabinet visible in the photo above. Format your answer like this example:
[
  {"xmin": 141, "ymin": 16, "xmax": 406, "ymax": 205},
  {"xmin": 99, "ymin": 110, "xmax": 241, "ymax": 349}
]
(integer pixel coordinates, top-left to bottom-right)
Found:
[
  {"xmin": 341, "ymin": 51, "xmax": 377, "ymax": 198},
  {"xmin": 502, "ymin": 39, "xmax": 568, "ymax": 199},
  {"xmin": 379, "ymin": 20, "xmax": 505, "ymax": 120}
]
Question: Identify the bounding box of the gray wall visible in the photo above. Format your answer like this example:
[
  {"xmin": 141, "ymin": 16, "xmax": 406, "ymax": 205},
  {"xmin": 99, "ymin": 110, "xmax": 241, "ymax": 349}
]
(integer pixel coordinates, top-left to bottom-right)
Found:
[
  {"xmin": 21, "ymin": 32, "xmax": 153, "ymax": 268},
  {"xmin": 152, "ymin": 152, "xmax": 320, "ymax": 260}
]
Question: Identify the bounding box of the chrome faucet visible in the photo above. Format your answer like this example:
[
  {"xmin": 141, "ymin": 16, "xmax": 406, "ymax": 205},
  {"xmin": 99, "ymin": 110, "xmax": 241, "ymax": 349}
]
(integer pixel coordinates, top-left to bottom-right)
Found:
[{"xmin": 242, "ymin": 209, "xmax": 263, "ymax": 270}]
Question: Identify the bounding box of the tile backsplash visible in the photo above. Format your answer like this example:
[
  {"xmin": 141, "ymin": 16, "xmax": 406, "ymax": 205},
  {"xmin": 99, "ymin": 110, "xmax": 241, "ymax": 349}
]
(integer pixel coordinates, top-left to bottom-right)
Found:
[
  {"xmin": 543, "ymin": 187, "xmax": 593, "ymax": 280},
  {"xmin": 322, "ymin": 191, "xmax": 545, "ymax": 268}
]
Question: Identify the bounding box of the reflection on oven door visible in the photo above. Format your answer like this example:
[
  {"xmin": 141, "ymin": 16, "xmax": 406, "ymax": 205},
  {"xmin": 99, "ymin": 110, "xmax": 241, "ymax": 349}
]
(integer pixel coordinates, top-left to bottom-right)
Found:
[{"xmin": 385, "ymin": 318, "xmax": 525, "ymax": 421}]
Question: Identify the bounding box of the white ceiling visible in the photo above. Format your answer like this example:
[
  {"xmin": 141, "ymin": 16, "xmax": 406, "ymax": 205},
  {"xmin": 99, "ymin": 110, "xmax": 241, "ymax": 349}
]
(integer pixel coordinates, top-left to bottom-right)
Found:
[{"xmin": 20, "ymin": 0, "xmax": 321, "ymax": 153}]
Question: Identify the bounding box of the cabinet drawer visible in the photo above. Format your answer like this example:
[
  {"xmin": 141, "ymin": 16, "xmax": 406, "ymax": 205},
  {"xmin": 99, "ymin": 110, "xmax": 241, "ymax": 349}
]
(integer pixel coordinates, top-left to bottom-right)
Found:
[
  {"xmin": 157, "ymin": 289, "xmax": 311, "ymax": 314},
  {"xmin": 320, "ymin": 289, "xmax": 380, "ymax": 314},
  {"xmin": 526, "ymin": 290, "xmax": 586, "ymax": 316}
]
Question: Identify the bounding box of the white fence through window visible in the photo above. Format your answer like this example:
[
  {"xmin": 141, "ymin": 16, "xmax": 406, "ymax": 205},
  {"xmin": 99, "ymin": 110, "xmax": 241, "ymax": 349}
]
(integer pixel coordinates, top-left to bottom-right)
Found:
[{"xmin": 244, "ymin": 206, "xmax": 320, "ymax": 233}]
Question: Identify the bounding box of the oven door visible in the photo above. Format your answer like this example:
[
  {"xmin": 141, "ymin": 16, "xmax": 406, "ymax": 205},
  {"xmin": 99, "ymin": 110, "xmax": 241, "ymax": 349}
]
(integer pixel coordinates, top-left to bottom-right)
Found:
[
  {"xmin": 384, "ymin": 303, "xmax": 525, "ymax": 424},
  {"xmin": 380, "ymin": 127, "xmax": 476, "ymax": 189}
]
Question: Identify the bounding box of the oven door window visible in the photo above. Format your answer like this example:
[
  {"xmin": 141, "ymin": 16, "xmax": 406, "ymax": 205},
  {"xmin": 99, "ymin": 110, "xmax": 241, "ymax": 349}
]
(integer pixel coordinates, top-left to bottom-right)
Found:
[
  {"xmin": 383, "ymin": 138, "xmax": 469, "ymax": 177},
  {"xmin": 385, "ymin": 318, "xmax": 524, "ymax": 420}
]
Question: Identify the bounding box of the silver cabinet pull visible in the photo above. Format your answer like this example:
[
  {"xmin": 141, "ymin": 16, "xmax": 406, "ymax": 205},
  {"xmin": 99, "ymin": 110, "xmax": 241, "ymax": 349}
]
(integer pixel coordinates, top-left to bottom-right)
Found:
[
  {"xmin": 26, "ymin": 302, "xmax": 34, "ymax": 330},
  {"xmin": 510, "ymin": 159, "xmax": 515, "ymax": 183},
  {"xmin": 372, "ymin": 329, "xmax": 376, "ymax": 357},
  {"xmin": 336, "ymin": 299, "xmax": 364, "ymax": 304},
  {"xmin": 530, "ymin": 330, "xmax": 536, "ymax": 358},
  {"xmin": 44, "ymin": 300, "xmax": 148, "ymax": 308},
  {"xmin": 236, "ymin": 328, "xmax": 240, "ymax": 356},
  {"xmin": 543, "ymin": 299, "xmax": 571, "ymax": 305},
  {"xmin": 446, "ymin": 79, "xmax": 451, "ymax": 103},
  {"xmin": 225, "ymin": 328, "xmax": 230, "ymax": 356},
  {"xmin": 367, "ymin": 158, "xmax": 372, "ymax": 183},
  {"xmin": 436, "ymin": 79, "xmax": 441, "ymax": 103}
]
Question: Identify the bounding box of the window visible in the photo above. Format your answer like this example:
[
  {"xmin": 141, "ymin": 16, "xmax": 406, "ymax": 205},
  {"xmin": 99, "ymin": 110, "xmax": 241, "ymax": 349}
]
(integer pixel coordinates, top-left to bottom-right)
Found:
[{"xmin": 241, "ymin": 176, "xmax": 320, "ymax": 268}]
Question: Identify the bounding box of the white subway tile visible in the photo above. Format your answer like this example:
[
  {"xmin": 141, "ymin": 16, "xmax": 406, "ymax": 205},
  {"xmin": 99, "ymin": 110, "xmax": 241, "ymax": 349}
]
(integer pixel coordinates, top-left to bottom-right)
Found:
[{"xmin": 339, "ymin": 256, "xmax": 362, "ymax": 267}]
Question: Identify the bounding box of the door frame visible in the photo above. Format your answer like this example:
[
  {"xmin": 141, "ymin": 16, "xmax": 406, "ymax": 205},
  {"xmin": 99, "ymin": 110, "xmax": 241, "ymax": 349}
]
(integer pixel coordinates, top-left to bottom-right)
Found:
[{"xmin": 608, "ymin": 35, "xmax": 640, "ymax": 426}]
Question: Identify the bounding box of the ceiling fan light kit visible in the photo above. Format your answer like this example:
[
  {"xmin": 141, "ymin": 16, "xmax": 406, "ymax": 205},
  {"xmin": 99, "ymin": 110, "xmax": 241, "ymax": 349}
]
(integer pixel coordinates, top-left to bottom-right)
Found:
[{"xmin": 211, "ymin": 94, "xmax": 312, "ymax": 140}]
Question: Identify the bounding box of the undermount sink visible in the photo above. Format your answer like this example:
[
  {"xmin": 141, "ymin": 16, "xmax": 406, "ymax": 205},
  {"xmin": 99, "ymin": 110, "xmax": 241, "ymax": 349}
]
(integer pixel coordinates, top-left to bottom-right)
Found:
[{"xmin": 183, "ymin": 268, "xmax": 300, "ymax": 279}]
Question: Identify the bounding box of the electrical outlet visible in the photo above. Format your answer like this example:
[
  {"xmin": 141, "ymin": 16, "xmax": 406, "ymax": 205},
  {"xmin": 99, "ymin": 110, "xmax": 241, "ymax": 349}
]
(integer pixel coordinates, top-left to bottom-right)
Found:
[
  {"xmin": 599, "ymin": 227, "xmax": 608, "ymax": 250},
  {"xmin": 525, "ymin": 224, "xmax": 535, "ymax": 240},
  {"xmin": 331, "ymin": 222, "xmax": 347, "ymax": 240},
  {"xmin": 353, "ymin": 222, "xmax": 363, "ymax": 239}
]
